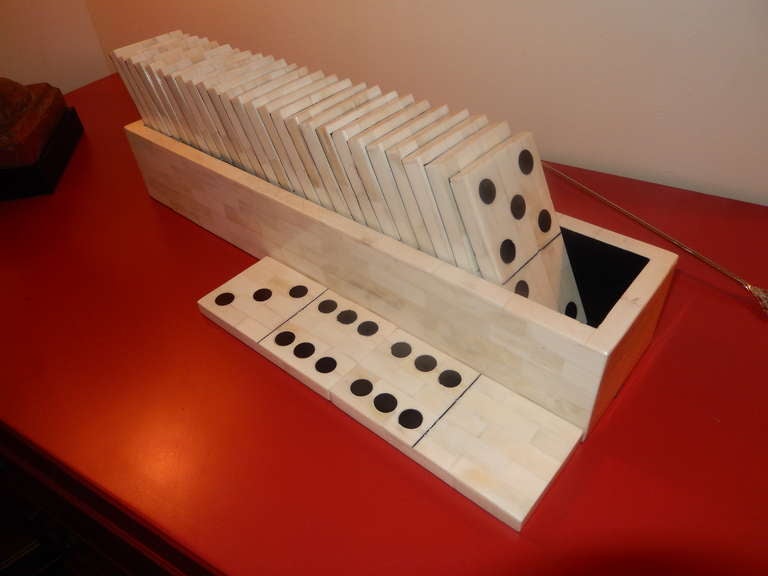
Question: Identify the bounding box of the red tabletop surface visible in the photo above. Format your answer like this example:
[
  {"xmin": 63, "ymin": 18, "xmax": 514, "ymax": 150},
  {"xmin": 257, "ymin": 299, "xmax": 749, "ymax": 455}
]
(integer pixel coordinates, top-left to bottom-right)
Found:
[{"xmin": 2, "ymin": 74, "xmax": 767, "ymax": 576}]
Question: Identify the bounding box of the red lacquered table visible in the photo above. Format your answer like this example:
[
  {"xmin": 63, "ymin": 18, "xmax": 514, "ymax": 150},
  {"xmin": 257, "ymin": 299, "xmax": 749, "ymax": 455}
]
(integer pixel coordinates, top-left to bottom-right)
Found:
[{"xmin": 2, "ymin": 74, "xmax": 767, "ymax": 576}]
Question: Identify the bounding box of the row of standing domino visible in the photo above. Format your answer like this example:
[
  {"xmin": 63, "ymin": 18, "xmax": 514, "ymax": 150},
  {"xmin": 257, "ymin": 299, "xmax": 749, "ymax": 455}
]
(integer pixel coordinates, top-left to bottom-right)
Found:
[{"xmin": 112, "ymin": 30, "xmax": 585, "ymax": 321}]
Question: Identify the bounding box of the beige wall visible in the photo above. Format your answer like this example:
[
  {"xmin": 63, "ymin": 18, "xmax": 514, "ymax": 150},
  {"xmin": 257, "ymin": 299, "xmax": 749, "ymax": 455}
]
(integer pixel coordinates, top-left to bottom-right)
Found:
[
  {"xmin": 84, "ymin": 0, "xmax": 767, "ymax": 205},
  {"xmin": 0, "ymin": 0, "xmax": 109, "ymax": 94}
]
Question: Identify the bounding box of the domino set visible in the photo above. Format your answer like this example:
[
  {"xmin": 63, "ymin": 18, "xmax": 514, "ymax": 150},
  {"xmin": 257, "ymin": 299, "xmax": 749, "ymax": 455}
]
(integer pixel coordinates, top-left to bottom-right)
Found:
[
  {"xmin": 111, "ymin": 30, "xmax": 585, "ymax": 321},
  {"xmin": 118, "ymin": 30, "xmax": 678, "ymax": 530},
  {"xmin": 199, "ymin": 257, "xmax": 582, "ymax": 530}
]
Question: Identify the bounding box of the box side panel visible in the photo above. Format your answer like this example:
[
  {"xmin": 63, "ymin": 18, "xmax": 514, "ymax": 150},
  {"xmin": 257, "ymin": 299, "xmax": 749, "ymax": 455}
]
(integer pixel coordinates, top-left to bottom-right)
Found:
[{"xmin": 586, "ymin": 269, "xmax": 675, "ymax": 432}]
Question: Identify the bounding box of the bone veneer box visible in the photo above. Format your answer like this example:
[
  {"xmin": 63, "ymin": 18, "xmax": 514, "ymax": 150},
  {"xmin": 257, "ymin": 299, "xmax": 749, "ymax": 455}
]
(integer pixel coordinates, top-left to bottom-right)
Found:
[{"xmin": 125, "ymin": 120, "xmax": 677, "ymax": 434}]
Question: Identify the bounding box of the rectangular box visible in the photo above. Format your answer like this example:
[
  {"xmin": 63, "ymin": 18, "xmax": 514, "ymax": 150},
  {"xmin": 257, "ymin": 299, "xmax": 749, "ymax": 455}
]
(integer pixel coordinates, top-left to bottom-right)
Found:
[{"xmin": 125, "ymin": 120, "xmax": 677, "ymax": 433}]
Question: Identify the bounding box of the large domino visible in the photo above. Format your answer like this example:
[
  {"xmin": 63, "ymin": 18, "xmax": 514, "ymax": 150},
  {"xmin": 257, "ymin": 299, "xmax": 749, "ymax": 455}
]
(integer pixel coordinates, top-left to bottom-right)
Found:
[
  {"xmin": 155, "ymin": 42, "xmax": 233, "ymax": 154},
  {"xmin": 205, "ymin": 54, "xmax": 277, "ymax": 173},
  {"xmin": 234, "ymin": 65, "xmax": 308, "ymax": 184},
  {"xmin": 198, "ymin": 257, "xmax": 582, "ymax": 529},
  {"xmin": 329, "ymin": 94, "xmax": 416, "ymax": 232},
  {"xmin": 449, "ymin": 133, "xmax": 559, "ymax": 283},
  {"xmin": 191, "ymin": 50, "xmax": 256, "ymax": 163},
  {"xmin": 145, "ymin": 34, "xmax": 215, "ymax": 135},
  {"xmin": 191, "ymin": 51, "xmax": 267, "ymax": 168},
  {"xmin": 286, "ymin": 83, "xmax": 374, "ymax": 210},
  {"xmin": 414, "ymin": 375, "xmax": 581, "ymax": 531},
  {"xmin": 244, "ymin": 69, "xmax": 324, "ymax": 191},
  {"xmin": 111, "ymin": 31, "xmax": 185, "ymax": 128},
  {"xmin": 159, "ymin": 43, "xmax": 233, "ymax": 149},
  {"xmin": 365, "ymin": 105, "xmax": 451, "ymax": 251},
  {"xmin": 198, "ymin": 257, "xmax": 325, "ymax": 347},
  {"xmin": 227, "ymin": 62, "xmax": 299, "ymax": 182},
  {"xmin": 255, "ymin": 72, "xmax": 338, "ymax": 194},
  {"xmin": 448, "ymin": 134, "xmax": 585, "ymax": 318},
  {"xmin": 118, "ymin": 33, "xmax": 199, "ymax": 138},
  {"xmin": 257, "ymin": 319, "xmax": 359, "ymax": 399},
  {"xmin": 174, "ymin": 46, "xmax": 244, "ymax": 158},
  {"xmin": 271, "ymin": 79, "xmax": 354, "ymax": 203},
  {"xmin": 259, "ymin": 74, "xmax": 340, "ymax": 195},
  {"xmin": 313, "ymin": 91, "xmax": 402, "ymax": 225},
  {"xmin": 213, "ymin": 58, "xmax": 291, "ymax": 175},
  {"xmin": 142, "ymin": 40, "xmax": 220, "ymax": 145},
  {"xmin": 348, "ymin": 100, "xmax": 431, "ymax": 241},
  {"xmin": 299, "ymin": 87, "xmax": 388, "ymax": 218},
  {"xmin": 118, "ymin": 32, "xmax": 188, "ymax": 132},
  {"xmin": 425, "ymin": 121, "xmax": 512, "ymax": 273},
  {"xmin": 191, "ymin": 50, "xmax": 257, "ymax": 165},
  {"xmin": 330, "ymin": 327, "xmax": 478, "ymax": 450},
  {"xmin": 401, "ymin": 114, "xmax": 489, "ymax": 266},
  {"xmin": 384, "ymin": 109, "xmax": 471, "ymax": 260}
]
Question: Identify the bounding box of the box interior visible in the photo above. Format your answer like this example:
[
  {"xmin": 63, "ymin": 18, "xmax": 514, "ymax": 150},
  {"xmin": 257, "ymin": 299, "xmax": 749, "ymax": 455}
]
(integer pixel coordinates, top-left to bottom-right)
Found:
[{"xmin": 563, "ymin": 227, "xmax": 650, "ymax": 327}]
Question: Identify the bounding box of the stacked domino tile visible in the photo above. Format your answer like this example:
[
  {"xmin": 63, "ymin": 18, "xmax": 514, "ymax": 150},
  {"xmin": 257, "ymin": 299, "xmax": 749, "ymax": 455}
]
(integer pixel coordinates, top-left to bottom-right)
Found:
[{"xmin": 112, "ymin": 31, "xmax": 585, "ymax": 322}]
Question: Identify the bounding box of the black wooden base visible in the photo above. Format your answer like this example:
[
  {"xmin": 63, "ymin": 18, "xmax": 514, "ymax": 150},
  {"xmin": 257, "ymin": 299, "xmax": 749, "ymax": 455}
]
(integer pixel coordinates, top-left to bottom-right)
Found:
[{"xmin": 1, "ymin": 107, "xmax": 83, "ymax": 200}]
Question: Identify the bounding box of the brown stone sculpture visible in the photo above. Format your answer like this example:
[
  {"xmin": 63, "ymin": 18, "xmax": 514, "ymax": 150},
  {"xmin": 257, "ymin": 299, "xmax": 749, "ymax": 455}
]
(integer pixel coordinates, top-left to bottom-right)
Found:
[{"xmin": 0, "ymin": 77, "xmax": 66, "ymax": 167}]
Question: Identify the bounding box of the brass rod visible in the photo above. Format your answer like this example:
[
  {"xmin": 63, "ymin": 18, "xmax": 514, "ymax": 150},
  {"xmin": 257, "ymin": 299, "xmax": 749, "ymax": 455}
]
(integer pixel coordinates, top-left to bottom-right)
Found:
[{"xmin": 543, "ymin": 162, "xmax": 768, "ymax": 316}]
